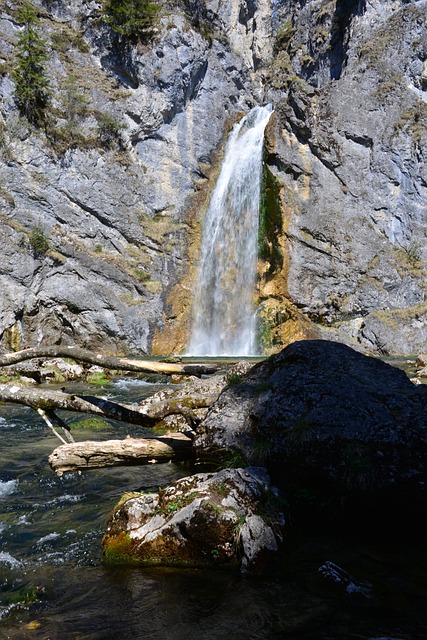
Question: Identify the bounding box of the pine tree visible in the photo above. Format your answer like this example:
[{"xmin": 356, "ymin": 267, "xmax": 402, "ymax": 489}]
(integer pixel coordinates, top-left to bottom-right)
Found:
[
  {"xmin": 12, "ymin": 1, "xmax": 50, "ymax": 126},
  {"xmin": 103, "ymin": 0, "xmax": 159, "ymax": 41}
]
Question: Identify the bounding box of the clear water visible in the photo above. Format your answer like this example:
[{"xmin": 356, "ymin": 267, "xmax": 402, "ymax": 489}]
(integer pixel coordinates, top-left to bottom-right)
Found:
[
  {"xmin": 1, "ymin": 377, "xmax": 427, "ymax": 639},
  {"xmin": 188, "ymin": 105, "xmax": 273, "ymax": 357}
]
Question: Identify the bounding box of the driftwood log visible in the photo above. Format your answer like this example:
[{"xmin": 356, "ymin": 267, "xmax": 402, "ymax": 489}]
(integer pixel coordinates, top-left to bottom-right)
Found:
[
  {"xmin": 0, "ymin": 383, "xmax": 158, "ymax": 428},
  {"xmin": 0, "ymin": 383, "xmax": 219, "ymax": 429},
  {"xmin": 49, "ymin": 434, "xmax": 194, "ymax": 476},
  {"xmin": 0, "ymin": 345, "xmax": 219, "ymax": 376}
]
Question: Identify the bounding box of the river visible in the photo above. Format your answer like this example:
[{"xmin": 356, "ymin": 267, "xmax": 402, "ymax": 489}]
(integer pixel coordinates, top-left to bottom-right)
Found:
[{"xmin": 1, "ymin": 373, "xmax": 427, "ymax": 639}]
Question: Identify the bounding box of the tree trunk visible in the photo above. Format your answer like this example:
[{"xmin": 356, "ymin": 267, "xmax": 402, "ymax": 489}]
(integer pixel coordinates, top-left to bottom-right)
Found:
[
  {"xmin": 49, "ymin": 434, "xmax": 194, "ymax": 476},
  {"xmin": 0, "ymin": 345, "xmax": 218, "ymax": 376}
]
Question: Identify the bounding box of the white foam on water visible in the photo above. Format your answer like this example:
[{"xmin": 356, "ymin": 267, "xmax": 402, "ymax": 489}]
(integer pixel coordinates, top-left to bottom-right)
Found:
[
  {"xmin": 36, "ymin": 532, "xmax": 61, "ymax": 546},
  {"xmin": 0, "ymin": 551, "xmax": 23, "ymax": 569},
  {"xmin": 111, "ymin": 379, "xmax": 155, "ymax": 391},
  {"xmin": 0, "ymin": 479, "xmax": 18, "ymax": 500},
  {"xmin": 37, "ymin": 494, "xmax": 83, "ymax": 508},
  {"xmin": 0, "ymin": 604, "xmax": 15, "ymax": 620}
]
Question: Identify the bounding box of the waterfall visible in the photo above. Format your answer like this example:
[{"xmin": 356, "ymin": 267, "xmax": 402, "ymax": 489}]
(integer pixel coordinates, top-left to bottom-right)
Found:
[{"xmin": 188, "ymin": 104, "xmax": 273, "ymax": 356}]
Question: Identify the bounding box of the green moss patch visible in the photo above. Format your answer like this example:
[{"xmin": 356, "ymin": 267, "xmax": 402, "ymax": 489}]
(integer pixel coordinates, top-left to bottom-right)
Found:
[
  {"xmin": 102, "ymin": 532, "xmax": 135, "ymax": 564},
  {"xmin": 259, "ymin": 164, "xmax": 283, "ymax": 276},
  {"xmin": 85, "ymin": 371, "xmax": 110, "ymax": 385},
  {"xmin": 70, "ymin": 417, "xmax": 111, "ymax": 430}
]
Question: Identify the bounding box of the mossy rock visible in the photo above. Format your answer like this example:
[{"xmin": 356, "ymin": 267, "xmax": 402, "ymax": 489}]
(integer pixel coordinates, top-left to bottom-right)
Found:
[
  {"xmin": 259, "ymin": 164, "xmax": 283, "ymax": 275},
  {"xmin": 2, "ymin": 585, "xmax": 46, "ymax": 607},
  {"xmin": 70, "ymin": 417, "xmax": 111, "ymax": 430},
  {"xmin": 102, "ymin": 532, "xmax": 137, "ymax": 564},
  {"xmin": 85, "ymin": 371, "xmax": 110, "ymax": 385}
]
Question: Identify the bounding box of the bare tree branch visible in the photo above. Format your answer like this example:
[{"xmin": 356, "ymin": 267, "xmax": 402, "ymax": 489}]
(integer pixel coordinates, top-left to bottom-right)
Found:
[{"xmin": 0, "ymin": 383, "xmax": 157, "ymax": 427}]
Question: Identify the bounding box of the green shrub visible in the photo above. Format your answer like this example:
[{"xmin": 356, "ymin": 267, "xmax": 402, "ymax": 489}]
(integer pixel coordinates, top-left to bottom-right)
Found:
[
  {"xmin": 61, "ymin": 73, "xmax": 90, "ymax": 124},
  {"xmin": 226, "ymin": 372, "xmax": 242, "ymax": 385},
  {"xmin": 274, "ymin": 20, "xmax": 293, "ymax": 53},
  {"xmin": 29, "ymin": 224, "xmax": 49, "ymax": 256},
  {"xmin": 96, "ymin": 112, "xmax": 124, "ymax": 148}
]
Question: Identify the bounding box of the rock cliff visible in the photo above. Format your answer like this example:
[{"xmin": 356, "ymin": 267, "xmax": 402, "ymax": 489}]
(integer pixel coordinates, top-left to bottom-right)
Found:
[
  {"xmin": 0, "ymin": 0, "xmax": 426, "ymax": 355},
  {"xmin": 260, "ymin": 0, "xmax": 427, "ymax": 355}
]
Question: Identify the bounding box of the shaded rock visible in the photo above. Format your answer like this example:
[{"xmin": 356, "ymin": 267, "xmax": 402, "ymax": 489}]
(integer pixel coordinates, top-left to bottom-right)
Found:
[
  {"xmin": 102, "ymin": 467, "xmax": 285, "ymax": 572},
  {"xmin": 316, "ymin": 561, "xmax": 372, "ymax": 599},
  {"xmin": 195, "ymin": 340, "xmax": 427, "ymax": 526}
]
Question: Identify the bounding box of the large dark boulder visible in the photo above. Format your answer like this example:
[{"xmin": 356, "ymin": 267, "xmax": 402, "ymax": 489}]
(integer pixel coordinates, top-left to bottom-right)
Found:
[{"xmin": 195, "ymin": 340, "xmax": 427, "ymax": 529}]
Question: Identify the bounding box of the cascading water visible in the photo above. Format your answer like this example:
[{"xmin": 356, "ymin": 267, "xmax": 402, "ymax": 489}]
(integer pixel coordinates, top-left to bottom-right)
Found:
[{"xmin": 188, "ymin": 104, "xmax": 273, "ymax": 356}]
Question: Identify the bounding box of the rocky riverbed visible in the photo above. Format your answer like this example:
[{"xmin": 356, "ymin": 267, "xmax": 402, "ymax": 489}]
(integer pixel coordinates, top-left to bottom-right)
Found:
[{"xmin": 100, "ymin": 340, "xmax": 427, "ymax": 571}]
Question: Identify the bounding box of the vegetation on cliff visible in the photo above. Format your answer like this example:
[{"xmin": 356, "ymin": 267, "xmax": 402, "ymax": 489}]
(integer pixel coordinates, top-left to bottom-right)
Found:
[
  {"xmin": 12, "ymin": 1, "xmax": 50, "ymax": 126},
  {"xmin": 102, "ymin": 0, "xmax": 160, "ymax": 40},
  {"xmin": 0, "ymin": 0, "xmax": 426, "ymax": 356}
]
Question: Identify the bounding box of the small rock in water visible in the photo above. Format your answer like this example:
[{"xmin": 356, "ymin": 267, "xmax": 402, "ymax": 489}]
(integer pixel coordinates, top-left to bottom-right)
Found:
[{"xmin": 316, "ymin": 560, "xmax": 372, "ymax": 599}]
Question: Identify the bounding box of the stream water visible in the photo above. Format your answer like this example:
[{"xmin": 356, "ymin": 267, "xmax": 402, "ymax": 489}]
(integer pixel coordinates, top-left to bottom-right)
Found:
[{"xmin": 1, "ymin": 374, "xmax": 427, "ymax": 639}]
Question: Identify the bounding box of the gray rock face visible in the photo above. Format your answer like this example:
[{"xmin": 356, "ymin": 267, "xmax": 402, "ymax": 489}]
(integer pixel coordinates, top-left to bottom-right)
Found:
[
  {"xmin": 263, "ymin": 0, "xmax": 427, "ymax": 355},
  {"xmin": 103, "ymin": 466, "xmax": 285, "ymax": 572},
  {"xmin": 1, "ymin": 0, "xmax": 426, "ymax": 355},
  {"xmin": 137, "ymin": 360, "xmax": 252, "ymax": 433},
  {"xmin": 195, "ymin": 340, "xmax": 427, "ymax": 522}
]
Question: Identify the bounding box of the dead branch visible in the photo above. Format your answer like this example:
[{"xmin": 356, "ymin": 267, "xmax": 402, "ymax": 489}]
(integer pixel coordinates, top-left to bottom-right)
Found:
[
  {"xmin": 0, "ymin": 383, "xmax": 157, "ymax": 428},
  {"xmin": 44, "ymin": 409, "xmax": 75, "ymax": 443}
]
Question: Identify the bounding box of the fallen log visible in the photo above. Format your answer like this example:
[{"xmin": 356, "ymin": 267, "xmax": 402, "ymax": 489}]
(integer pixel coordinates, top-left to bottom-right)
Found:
[
  {"xmin": 0, "ymin": 383, "xmax": 157, "ymax": 428},
  {"xmin": 49, "ymin": 434, "xmax": 194, "ymax": 476},
  {"xmin": 0, "ymin": 345, "xmax": 219, "ymax": 376}
]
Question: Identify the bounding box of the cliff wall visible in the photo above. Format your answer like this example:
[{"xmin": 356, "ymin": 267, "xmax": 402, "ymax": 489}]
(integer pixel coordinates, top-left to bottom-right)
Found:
[
  {"xmin": 260, "ymin": 0, "xmax": 427, "ymax": 355},
  {"xmin": 0, "ymin": 0, "xmax": 425, "ymax": 355}
]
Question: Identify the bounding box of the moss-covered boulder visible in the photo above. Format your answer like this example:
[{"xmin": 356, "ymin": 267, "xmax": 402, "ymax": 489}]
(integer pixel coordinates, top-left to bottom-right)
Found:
[{"xmin": 103, "ymin": 467, "xmax": 285, "ymax": 573}]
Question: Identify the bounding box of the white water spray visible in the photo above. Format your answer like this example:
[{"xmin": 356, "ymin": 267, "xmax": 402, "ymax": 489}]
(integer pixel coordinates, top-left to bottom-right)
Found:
[{"xmin": 188, "ymin": 105, "xmax": 273, "ymax": 356}]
